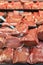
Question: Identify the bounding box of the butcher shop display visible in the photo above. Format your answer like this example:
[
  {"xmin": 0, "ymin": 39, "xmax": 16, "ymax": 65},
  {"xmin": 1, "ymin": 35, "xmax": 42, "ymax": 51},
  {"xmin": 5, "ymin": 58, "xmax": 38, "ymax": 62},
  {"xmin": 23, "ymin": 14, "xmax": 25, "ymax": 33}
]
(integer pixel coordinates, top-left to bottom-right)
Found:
[
  {"xmin": 0, "ymin": 0, "xmax": 43, "ymax": 65},
  {"xmin": 0, "ymin": 11, "xmax": 43, "ymax": 64}
]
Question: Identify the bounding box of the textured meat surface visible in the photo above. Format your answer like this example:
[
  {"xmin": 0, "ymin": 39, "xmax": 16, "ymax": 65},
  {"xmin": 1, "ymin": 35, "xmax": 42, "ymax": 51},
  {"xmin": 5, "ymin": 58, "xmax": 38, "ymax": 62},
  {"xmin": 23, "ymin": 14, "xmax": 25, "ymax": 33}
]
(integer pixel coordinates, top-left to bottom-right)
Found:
[
  {"xmin": 20, "ymin": 0, "xmax": 30, "ymax": 2},
  {"xmin": 33, "ymin": 12, "xmax": 40, "ymax": 24},
  {"xmin": 9, "ymin": 2, "xmax": 23, "ymax": 9},
  {"xmin": 0, "ymin": 12, "xmax": 4, "ymax": 16},
  {"xmin": 38, "ymin": 2, "xmax": 43, "ymax": 9},
  {"xmin": 6, "ymin": 36, "xmax": 21, "ymax": 48},
  {"xmin": 23, "ymin": 2, "xmax": 33, "ymax": 9},
  {"xmin": 6, "ymin": 2, "xmax": 14, "ymax": 9},
  {"xmin": 0, "ymin": 1, "xmax": 7, "ymax": 9},
  {"xmin": 23, "ymin": 18, "xmax": 35, "ymax": 27},
  {"xmin": 0, "ymin": 27, "xmax": 13, "ymax": 35},
  {"xmin": 20, "ymin": 12, "xmax": 32, "ymax": 17},
  {"xmin": 21, "ymin": 28, "xmax": 39, "ymax": 47},
  {"xmin": 28, "ymin": 44, "xmax": 43, "ymax": 64},
  {"xmin": 0, "ymin": 32, "xmax": 6, "ymax": 48},
  {"xmin": 13, "ymin": 47, "xmax": 30, "ymax": 63},
  {"xmin": 32, "ymin": 2, "xmax": 39, "ymax": 9},
  {"xmin": 6, "ymin": 12, "xmax": 22, "ymax": 26},
  {"xmin": 3, "ymin": 48, "xmax": 13, "ymax": 62},
  {"xmin": 22, "ymin": 12, "xmax": 36, "ymax": 27},
  {"xmin": 15, "ymin": 22, "xmax": 28, "ymax": 36},
  {"xmin": 0, "ymin": 48, "xmax": 13, "ymax": 63},
  {"xmin": 39, "ymin": 11, "xmax": 43, "ymax": 19},
  {"xmin": 37, "ymin": 25, "xmax": 43, "ymax": 41}
]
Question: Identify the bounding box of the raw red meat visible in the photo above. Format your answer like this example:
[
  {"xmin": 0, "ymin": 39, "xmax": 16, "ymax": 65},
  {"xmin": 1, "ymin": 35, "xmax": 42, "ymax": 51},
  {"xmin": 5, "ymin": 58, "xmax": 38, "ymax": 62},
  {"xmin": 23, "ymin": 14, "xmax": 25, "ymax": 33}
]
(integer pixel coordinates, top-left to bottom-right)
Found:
[
  {"xmin": 0, "ymin": 1, "xmax": 7, "ymax": 9},
  {"xmin": 32, "ymin": 2, "xmax": 39, "ymax": 9},
  {"xmin": 13, "ymin": 11, "xmax": 20, "ymax": 15},
  {"xmin": 13, "ymin": 47, "xmax": 30, "ymax": 63},
  {"xmin": 24, "ymin": 14, "xmax": 34, "ymax": 22},
  {"xmin": 37, "ymin": 25, "xmax": 43, "ymax": 41},
  {"xmin": 22, "ymin": 12, "xmax": 36, "ymax": 27},
  {"xmin": 6, "ymin": 2, "xmax": 14, "ymax": 9},
  {"xmin": 21, "ymin": 28, "xmax": 39, "ymax": 47},
  {"xmin": 20, "ymin": 0, "xmax": 30, "ymax": 2},
  {"xmin": 0, "ymin": 32, "xmax": 6, "ymax": 48},
  {"xmin": 33, "ymin": 12, "xmax": 40, "ymax": 25},
  {"xmin": 23, "ymin": 2, "xmax": 33, "ymax": 9},
  {"xmin": 13, "ymin": 2, "xmax": 23, "ymax": 9},
  {"xmin": 0, "ymin": 12, "xmax": 4, "ymax": 16},
  {"xmin": 6, "ymin": 12, "xmax": 22, "ymax": 26},
  {"xmin": 0, "ymin": 48, "xmax": 13, "ymax": 63},
  {"xmin": 0, "ymin": 26, "xmax": 26, "ymax": 37},
  {"xmin": 23, "ymin": 19, "xmax": 36, "ymax": 27},
  {"xmin": 0, "ymin": 49, "xmax": 2, "ymax": 55},
  {"xmin": 39, "ymin": 11, "xmax": 43, "ymax": 18},
  {"xmin": 5, "ymin": 36, "xmax": 21, "ymax": 48},
  {"xmin": 0, "ymin": 27, "xmax": 13, "ymax": 35},
  {"xmin": 14, "ymin": 0, "xmax": 20, "ymax": 1},
  {"xmin": 15, "ymin": 22, "xmax": 28, "ymax": 36},
  {"xmin": 38, "ymin": 2, "xmax": 43, "ymax": 9},
  {"xmin": 39, "ymin": 11, "xmax": 43, "ymax": 24},
  {"xmin": 20, "ymin": 12, "xmax": 31, "ymax": 17},
  {"xmin": 27, "ymin": 44, "xmax": 43, "ymax": 64}
]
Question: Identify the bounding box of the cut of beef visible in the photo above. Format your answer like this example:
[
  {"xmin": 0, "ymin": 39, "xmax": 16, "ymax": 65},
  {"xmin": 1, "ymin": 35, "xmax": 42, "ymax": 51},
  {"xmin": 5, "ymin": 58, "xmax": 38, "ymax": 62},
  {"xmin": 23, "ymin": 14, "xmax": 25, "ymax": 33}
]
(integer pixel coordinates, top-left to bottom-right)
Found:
[
  {"xmin": 13, "ymin": 47, "xmax": 30, "ymax": 63},
  {"xmin": 27, "ymin": 44, "xmax": 43, "ymax": 64},
  {"xmin": 6, "ymin": 36, "xmax": 21, "ymax": 48},
  {"xmin": 37, "ymin": 25, "xmax": 43, "ymax": 41},
  {"xmin": 21, "ymin": 28, "xmax": 39, "ymax": 47}
]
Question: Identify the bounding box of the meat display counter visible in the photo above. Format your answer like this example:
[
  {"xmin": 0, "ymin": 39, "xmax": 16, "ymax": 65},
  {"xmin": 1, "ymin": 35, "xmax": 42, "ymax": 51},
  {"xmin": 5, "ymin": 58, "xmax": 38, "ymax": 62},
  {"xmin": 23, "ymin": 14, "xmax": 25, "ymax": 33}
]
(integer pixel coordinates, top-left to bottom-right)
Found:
[{"xmin": 0, "ymin": 0, "xmax": 43, "ymax": 65}]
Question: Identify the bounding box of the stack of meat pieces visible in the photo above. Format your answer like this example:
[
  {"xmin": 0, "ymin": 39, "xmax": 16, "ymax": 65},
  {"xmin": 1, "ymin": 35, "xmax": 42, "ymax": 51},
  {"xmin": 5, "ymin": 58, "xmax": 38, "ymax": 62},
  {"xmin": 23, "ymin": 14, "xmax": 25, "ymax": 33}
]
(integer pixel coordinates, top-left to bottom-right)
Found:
[
  {"xmin": 0, "ymin": 42, "xmax": 43, "ymax": 64},
  {"xmin": 1, "ymin": 11, "xmax": 43, "ymax": 27},
  {"xmin": 0, "ymin": 1, "xmax": 43, "ymax": 9},
  {"xmin": 0, "ymin": 10, "xmax": 43, "ymax": 64},
  {"xmin": 0, "ymin": 19, "xmax": 43, "ymax": 64}
]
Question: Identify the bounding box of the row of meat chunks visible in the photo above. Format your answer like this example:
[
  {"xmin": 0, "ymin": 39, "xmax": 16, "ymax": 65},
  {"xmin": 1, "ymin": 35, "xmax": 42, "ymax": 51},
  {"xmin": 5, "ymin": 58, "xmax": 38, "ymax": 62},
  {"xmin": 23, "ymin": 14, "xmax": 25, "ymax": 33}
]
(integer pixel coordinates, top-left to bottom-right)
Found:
[
  {"xmin": 0, "ymin": 11, "xmax": 43, "ymax": 48},
  {"xmin": 0, "ymin": 25, "xmax": 43, "ymax": 49},
  {"xmin": 0, "ymin": 43, "xmax": 43, "ymax": 64},
  {"xmin": 0, "ymin": 11, "xmax": 43, "ymax": 27},
  {"xmin": 0, "ymin": 0, "xmax": 37, "ymax": 2},
  {"xmin": 0, "ymin": 1, "xmax": 43, "ymax": 9},
  {"xmin": 0, "ymin": 11, "xmax": 43, "ymax": 64}
]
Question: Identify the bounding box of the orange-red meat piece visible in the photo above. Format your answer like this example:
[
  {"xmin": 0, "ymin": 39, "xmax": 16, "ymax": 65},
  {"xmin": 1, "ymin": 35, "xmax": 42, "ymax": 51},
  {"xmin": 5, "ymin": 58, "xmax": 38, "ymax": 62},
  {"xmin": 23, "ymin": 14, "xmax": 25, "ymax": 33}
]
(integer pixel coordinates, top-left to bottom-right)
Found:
[
  {"xmin": 38, "ymin": 2, "xmax": 43, "ymax": 9},
  {"xmin": 6, "ymin": 36, "xmax": 21, "ymax": 48},
  {"xmin": 0, "ymin": 32, "xmax": 6, "ymax": 48},
  {"xmin": 37, "ymin": 25, "xmax": 43, "ymax": 41},
  {"xmin": 27, "ymin": 44, "xmax": 43, "ymax": 64},
  {"xmin": 21, "ymin": 28, "xmax": 39, "ymax": 47},
  {"xmin": 7, "ymin": 2, "xmax": 23, "ymax": 9},
  {"xmin": 0, "ymin": 48, "xmax": 13, "ymax": 63},
  {"xmin": 0, "ymin": 1, "xmax": 7, "ymax": 9},
  {"xmin": 32, "ymin": 2, "xmax": 39, "ymax": 9},
  {"xmin": 23, "ymin": 2, "xmax": 33, "ymax": 9},
  {"xmin": 6, "ymin": 12, "xmax": 22, "ymax": 26},
  {"xmin": 13, "ymin": 47, "xmax": 30, "ymax": 63},
  {"xmin": 15, "ymin": 22, "xmax": 28, "ymax": 36}
]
